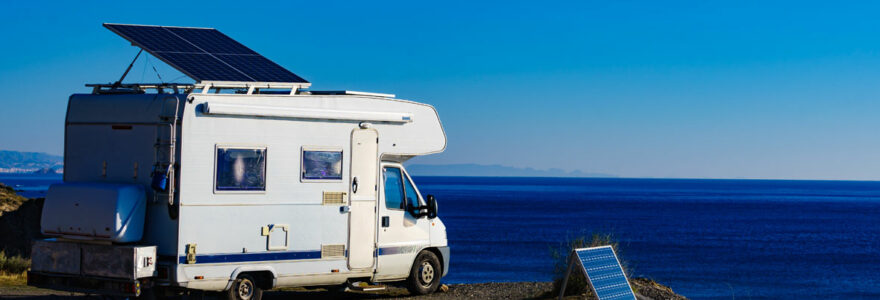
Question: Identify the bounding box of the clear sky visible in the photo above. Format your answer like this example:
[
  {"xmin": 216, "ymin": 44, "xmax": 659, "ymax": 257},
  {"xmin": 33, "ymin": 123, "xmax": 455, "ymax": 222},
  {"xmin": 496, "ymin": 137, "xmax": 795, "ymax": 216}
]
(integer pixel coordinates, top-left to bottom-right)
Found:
[{"xmin": 2, "ymin": 1, "xmax": 880, "ymax": 180}]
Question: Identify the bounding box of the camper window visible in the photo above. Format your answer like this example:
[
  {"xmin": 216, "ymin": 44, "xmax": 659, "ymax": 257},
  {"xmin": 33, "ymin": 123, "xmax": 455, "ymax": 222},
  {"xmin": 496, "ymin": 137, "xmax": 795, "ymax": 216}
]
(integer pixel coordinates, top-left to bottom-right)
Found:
[
  {"xmin": 215, "ymin": 147, "xmax": 267, "ymax": 191},
  {"xmin": 301, "ymin": 149, "xmax": 343, "ymax": 181},
  {"xmin": 383, "ymin": 167, "xmax": 405, "ymax": 210}
]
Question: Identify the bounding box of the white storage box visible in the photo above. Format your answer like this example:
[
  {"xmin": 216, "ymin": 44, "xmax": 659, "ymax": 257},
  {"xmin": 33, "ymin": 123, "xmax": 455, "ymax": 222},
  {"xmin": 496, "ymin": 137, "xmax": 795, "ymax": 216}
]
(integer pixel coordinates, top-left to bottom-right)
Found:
[{"xmin": 41, "ymin": 183, "xmax": 146, "ymax": 243}]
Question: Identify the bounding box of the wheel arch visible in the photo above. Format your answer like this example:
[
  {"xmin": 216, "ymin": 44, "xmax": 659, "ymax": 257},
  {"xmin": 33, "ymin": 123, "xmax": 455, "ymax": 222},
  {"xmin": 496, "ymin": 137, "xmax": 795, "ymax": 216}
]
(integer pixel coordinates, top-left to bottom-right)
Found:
[
  {"xmin": 421, "ymin": 247, "xmax": 445, "ymax": 277},
  {"xmin": 225, "ymin": 266, "xmax": 277, "ymax": 291}
]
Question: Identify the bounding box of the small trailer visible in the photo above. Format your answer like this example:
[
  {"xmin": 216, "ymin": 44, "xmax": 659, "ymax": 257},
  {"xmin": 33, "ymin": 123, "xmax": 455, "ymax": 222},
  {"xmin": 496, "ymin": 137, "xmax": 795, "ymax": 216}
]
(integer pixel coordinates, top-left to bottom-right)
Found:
[{"xmin": 28, "ymin": 24, "xmax": 449, "ymax": 300}]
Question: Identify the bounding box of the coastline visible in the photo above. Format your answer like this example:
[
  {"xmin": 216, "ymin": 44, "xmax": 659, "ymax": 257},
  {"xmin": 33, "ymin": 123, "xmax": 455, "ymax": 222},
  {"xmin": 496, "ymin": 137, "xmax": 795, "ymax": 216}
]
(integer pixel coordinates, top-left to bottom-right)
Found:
[{"xmin": 0, "ymin": 280, "xmax": 685, "ymax": 299}]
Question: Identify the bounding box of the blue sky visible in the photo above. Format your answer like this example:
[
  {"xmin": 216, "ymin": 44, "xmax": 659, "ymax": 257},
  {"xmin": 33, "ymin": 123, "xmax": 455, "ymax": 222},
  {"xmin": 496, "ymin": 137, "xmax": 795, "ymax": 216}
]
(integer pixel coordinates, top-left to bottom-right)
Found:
[{"xmin": 2, "ymin": 1, "xmax": 880, "ymax": 180}]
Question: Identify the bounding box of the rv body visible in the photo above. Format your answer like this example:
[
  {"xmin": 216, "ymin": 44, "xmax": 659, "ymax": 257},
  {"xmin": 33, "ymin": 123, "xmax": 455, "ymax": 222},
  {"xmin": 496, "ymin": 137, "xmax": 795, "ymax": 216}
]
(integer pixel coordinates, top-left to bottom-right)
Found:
[{"xmin": 28, "ymin": 89, "xmax": 449, "ymax": 297}]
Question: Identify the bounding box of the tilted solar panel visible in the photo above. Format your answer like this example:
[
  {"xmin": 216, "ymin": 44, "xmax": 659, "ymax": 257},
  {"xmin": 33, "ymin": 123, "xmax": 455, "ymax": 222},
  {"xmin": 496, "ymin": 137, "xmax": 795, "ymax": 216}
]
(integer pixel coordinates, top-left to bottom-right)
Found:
[
  {"xmin": 104, "ymin": 23, "xmax": 308, "ymax": 83},
  {"xmin": 575, "ymin": 246, "xmax": 636, "ymax": 300}
]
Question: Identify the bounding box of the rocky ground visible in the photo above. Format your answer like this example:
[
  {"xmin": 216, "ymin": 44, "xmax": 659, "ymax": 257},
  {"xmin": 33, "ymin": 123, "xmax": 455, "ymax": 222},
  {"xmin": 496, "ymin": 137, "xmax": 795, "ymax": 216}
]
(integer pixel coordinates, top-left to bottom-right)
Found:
[
  {"xmin": 272, "ymin": 279, "xmax": 685, "ymax": 299},
  {"xmin": 0, "ymin": 183, "xmax": 28, "ymax": 216},
  {"xmin": 0, "ymin": 279, "xmax": 686, "ymax": 299}
]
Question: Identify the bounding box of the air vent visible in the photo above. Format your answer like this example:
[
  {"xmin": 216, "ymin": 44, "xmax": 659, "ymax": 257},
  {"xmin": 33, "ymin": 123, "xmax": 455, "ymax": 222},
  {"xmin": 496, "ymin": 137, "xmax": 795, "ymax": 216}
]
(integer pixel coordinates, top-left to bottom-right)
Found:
[
  {"xmin": 322, "ymin": 244, "xmax": 345, "ymax": 258},
  {"xmin": 323, "ymin": 191, "xmax": 346, "ymax": 205}
]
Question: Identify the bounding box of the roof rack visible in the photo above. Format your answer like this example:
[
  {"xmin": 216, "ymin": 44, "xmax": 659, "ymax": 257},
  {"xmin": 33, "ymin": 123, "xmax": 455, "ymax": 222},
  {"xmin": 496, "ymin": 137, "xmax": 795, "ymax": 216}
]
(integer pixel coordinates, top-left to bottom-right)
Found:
[
  {"xmin": 195, "ymin": 81, "xmax": 310, "ymax": 95},
  {"xmin": 87, "ymin": 81, "xmax": 312, "ymax": 95},
  {"xmin": 87, "ymin": 83, "xmax": 195, "ymax": 94}
]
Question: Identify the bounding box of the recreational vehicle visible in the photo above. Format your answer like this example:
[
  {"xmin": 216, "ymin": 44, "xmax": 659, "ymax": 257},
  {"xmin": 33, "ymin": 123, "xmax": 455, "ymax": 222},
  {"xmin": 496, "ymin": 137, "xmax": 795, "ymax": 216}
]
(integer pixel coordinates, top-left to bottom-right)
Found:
[{"xmin": 27, "ymin": 24, "xmax": 449, "ymax": 300}]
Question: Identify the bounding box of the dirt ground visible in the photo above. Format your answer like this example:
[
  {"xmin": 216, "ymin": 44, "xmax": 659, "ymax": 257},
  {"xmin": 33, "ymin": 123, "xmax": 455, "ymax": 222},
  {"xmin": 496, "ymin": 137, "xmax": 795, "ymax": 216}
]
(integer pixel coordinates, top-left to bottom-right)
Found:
[{"xmin": 0, "ymin": 279, "xmax": 685, "ymax": 300}]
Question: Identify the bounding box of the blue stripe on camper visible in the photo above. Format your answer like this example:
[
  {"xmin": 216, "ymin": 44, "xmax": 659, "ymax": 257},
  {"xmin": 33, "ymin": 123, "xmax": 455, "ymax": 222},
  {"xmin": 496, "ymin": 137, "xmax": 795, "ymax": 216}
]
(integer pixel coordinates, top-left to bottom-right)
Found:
[
  {"xmin": 376, "ymin": 245, "xmax": 424, "ymax": 256},
  {"xmin": 179, "ymin": 250, "xmax": 322, "ymax": 264},
  {"xmin": 180, "ymin": 246, "xmax": 423, "ymax": 264}
]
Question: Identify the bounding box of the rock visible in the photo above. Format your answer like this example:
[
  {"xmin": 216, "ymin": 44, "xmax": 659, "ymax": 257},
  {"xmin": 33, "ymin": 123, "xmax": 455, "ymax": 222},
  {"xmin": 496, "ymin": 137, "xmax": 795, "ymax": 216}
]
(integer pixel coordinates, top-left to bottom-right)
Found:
[
  {"xmin": 0, "ymin": 182, "xmax": 28, "ymax": 216},
  {"xmin": 630, "ymin": 278, "xmax": 687, "ymax": 300},
  {"xmin": 0, "ymin": 197, "xmax": 44, "ymax": 257}
]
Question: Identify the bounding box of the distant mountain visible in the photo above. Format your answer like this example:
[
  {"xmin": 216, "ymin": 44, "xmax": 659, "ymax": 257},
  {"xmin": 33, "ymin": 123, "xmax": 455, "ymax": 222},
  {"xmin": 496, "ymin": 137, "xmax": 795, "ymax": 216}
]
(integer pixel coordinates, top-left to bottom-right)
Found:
[
  {"xmin": 405, "ymin": 163, "xmax": 615, "ymax": 178},
  {"xmin": 0, "ymin": 150, "xmax": 63, "ymax": 174}
]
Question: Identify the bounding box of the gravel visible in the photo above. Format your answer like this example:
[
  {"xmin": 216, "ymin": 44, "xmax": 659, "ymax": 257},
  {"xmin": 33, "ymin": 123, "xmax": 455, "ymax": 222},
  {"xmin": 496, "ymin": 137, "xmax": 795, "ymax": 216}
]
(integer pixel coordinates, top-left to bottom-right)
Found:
[{"xmin": 1, "ymin": 279, "xmax": 686, "ymax": 299}]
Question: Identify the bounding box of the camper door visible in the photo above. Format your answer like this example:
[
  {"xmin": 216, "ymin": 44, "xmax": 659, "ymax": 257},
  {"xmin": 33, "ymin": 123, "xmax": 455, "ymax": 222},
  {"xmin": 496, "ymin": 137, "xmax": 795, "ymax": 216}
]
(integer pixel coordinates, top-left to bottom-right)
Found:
[{"xmin": 348, "ymin": 128, "xmax": 379, "ymax": 270}]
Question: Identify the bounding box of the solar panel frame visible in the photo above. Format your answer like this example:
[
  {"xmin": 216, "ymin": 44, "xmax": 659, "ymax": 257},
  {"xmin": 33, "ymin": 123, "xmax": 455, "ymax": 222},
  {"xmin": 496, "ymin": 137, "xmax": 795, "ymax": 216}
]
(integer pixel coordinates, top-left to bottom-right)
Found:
[
  {"xmin": 575, "ymin": 246, "xmax": 636, "ymax": 300},
  {"xmin": 103, "ymin": 23, "xmax": 308, "ymax": 83}
]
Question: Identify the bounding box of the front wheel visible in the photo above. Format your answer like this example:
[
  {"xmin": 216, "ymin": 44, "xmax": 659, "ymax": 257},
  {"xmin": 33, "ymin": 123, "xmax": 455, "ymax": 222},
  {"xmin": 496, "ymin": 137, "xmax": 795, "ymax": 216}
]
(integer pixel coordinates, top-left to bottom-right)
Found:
[
  {"xmin": 226, "ymin": 274, "xmax": 262, "ymax": 300},
  {"xmin": 406, "ymin": 250, "xmax": 442, "ymax": 295}
]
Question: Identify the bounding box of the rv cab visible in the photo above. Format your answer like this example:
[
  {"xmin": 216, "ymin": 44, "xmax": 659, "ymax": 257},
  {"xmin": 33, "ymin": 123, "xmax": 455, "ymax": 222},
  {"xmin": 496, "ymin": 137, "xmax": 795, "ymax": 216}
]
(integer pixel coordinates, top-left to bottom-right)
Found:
[{"xmin": 27, "ymin": 23, "xmax": 449, "ymax": 300}]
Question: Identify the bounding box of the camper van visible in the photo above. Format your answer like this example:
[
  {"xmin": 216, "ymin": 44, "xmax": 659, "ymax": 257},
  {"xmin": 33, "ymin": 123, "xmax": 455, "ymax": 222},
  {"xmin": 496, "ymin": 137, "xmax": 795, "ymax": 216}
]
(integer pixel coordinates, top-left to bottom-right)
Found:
[{"xmin": 27, "ymin": 24, "xmax": 449, "ymax": 300}]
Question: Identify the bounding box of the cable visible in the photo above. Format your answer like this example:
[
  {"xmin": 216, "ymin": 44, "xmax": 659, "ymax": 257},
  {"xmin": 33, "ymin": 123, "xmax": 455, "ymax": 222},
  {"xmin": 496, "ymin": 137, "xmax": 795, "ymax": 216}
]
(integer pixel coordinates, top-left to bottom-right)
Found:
[
  {"xmin": 140, "ymin": 55, "xmax": 149, "ymax": 82},
  {"xmin": 148, "ymin": 56, "xmax": 164, "ymax": 83}
]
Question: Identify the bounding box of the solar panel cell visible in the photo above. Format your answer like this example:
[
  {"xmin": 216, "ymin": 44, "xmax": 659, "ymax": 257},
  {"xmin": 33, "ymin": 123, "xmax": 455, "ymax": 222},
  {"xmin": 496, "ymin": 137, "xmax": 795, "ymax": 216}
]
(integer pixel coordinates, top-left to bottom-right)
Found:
[
  {"xmin": 165, "ymin": 27, "xmax": 257, "ymax": 55},
  {"xmin": 160, "ymin": 53, "xmax": 252, "ymax": 82},
  {"xmin": 106, "ymin": 24, "xmax": 200, "ymax": 53},
  {"xmin": 216, "ymin": 54, "xmax": 307, "ymax": 83},
  {"xmin": 575, "ymin": 246, "xmax": 636, "ymax": 300}
]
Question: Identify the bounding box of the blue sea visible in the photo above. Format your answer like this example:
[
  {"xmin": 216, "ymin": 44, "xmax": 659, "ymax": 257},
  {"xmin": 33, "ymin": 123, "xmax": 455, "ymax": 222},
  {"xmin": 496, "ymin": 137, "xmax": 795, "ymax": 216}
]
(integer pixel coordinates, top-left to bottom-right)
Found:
[
  {"xmin": 4, "ymin": 174, "xmax": 880, "ymax": 299},
  {"xmin": 0, "ymin": 174, "xmax": 62, "ymax": 198},
  {"xmin": 415, "ymin": 177, "xmax": 880, "ymax": 299}
]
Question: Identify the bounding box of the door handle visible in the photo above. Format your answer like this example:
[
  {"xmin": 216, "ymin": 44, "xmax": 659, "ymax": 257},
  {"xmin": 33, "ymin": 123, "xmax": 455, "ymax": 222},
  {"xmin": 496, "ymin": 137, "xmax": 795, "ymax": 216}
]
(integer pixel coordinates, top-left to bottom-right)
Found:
[
  {"xmin": 352, "ymin": 177, "xmax": 359, "ymax": 193},
  {"xmin": 381, "ymin": 216, "xmax": 390, "ymax": 227}
]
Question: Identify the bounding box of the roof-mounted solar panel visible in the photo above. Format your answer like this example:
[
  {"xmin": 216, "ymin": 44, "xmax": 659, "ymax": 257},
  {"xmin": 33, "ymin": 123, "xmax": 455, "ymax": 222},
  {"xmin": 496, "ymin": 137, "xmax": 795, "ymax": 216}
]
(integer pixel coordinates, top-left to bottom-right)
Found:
[{"xmin": 104, "ymin": 23, "xmax": 308, "ymax": 84}]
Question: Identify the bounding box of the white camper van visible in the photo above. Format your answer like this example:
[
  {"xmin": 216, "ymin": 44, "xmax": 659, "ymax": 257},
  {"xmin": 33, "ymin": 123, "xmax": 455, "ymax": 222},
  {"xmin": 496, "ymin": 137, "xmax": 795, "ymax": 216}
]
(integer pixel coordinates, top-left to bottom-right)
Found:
[{"xmin": 27, "ymin": 24, "xmax": 449, "ymax": 299}]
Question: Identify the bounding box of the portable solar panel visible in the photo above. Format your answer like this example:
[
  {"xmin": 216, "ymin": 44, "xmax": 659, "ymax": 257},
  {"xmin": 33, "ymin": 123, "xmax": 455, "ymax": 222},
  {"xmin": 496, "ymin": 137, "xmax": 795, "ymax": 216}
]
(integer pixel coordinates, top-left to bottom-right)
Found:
[
  {"xmin": 559, "ymin": 245, "xmax": 636, "ymax": 300},
  {"xmin": 104, "ymin": 23, "xmax": 308, "ymax": 83}
]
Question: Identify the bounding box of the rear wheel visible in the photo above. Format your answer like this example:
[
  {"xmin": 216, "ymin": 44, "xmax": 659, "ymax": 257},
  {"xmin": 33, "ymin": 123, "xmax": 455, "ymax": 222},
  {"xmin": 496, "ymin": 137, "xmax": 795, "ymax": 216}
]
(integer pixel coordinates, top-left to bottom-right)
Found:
[
  {"xmin": 406, "ymin": 251, "xmax": 442, "ymax": 295},
  {"xmin": 226, "ymin": 274, "xmax": 262, "ymax": 300}
]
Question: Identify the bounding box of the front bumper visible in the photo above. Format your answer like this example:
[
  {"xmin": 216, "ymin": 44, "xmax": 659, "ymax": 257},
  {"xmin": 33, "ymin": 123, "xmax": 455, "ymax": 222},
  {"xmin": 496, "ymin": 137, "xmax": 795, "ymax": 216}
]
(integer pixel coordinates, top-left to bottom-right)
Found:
[{"xmin": 437, "ymin": 246, "xmax": 450, "ymax": 277}]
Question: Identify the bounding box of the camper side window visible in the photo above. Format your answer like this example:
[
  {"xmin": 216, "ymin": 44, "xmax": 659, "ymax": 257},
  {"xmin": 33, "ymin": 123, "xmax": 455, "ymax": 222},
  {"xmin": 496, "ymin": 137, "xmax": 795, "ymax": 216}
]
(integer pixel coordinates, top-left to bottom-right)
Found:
[
  {"xmin": 215, "ymin": 147, "xmax": 267, "ymax": 191},
  {"xmin": 301, "ymin": 149, "xmax": 343, "ymax": 181},
  {"xmin": 383, "ymin": 167, "xmax": 405, "ymax": 210}
]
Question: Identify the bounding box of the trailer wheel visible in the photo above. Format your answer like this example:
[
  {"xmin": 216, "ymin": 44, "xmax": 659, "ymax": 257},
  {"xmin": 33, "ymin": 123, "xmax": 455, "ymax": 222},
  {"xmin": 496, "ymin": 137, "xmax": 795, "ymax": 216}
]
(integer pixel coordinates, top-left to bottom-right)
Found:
[
  {"xmin": 226, "ymin": 274, "xmax": 262, "ymax": 300},
  {"xmin": 406, "ymin": 250, "xmax": 442, "ymax": 295}
]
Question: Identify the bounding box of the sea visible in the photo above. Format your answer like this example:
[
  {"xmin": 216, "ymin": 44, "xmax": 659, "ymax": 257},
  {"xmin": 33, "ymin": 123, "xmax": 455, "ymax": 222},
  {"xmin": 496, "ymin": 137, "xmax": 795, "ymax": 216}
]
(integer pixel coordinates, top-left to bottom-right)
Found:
[{"xmin": 3, "ymin": 174, "xmax": 880, "ymax": 299}]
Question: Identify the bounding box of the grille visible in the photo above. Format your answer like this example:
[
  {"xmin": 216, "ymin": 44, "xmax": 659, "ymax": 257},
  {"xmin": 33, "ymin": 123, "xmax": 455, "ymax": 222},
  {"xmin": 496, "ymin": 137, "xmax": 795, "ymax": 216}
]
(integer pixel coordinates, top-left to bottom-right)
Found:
[
  {"xmin": 323, "ymin": 191, "xmax": 346, "ymax": 205},
  {"xmin": 322, "ymin": 244, "xmax": 345, "ymax": 258}
]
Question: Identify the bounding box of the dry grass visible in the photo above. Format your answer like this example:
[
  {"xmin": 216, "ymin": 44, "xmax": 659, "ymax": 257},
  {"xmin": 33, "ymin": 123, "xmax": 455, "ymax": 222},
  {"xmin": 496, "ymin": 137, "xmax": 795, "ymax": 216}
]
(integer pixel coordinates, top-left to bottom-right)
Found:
[
  {"xmin": 0, "ymin": 182, "xmax": 28, "ymax": 216},
  {"xmin": 0, "ymin": 272, "xmax": 26, "ymax": 286},
  {"xmin": 549, "ymin": 233, "xmax": 625, "ymax": 297},
  {"xmin": 0, "ymin": 251, "xmax": 30, "ymax": 274}
]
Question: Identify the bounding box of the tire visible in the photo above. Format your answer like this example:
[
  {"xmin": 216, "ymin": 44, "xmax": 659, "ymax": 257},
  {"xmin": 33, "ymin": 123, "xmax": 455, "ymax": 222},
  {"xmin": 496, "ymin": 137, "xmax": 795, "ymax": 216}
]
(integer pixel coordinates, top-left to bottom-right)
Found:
[
  {"xmin": 226, "ymin": 274, "xmax": 263, "ymax": 300},
  {"xmin": 406, "ymin": 250, "xmax": 442, "ymax": 295}
]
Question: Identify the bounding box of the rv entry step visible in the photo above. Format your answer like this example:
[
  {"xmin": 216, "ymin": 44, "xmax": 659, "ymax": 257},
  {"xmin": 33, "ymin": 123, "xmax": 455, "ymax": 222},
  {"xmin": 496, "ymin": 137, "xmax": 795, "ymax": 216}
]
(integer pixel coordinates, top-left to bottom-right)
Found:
[{"xmin": 346, "ymin": 281, "xmax": 387, "ymax": 292}]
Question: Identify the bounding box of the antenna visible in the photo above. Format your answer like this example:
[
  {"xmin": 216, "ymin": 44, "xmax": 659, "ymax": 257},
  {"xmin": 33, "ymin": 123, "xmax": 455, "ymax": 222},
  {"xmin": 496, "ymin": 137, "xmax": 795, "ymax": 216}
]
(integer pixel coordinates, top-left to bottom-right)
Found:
[{"xmin": 112, "ymin": 49, "xmax": 143, "ymax": 89}]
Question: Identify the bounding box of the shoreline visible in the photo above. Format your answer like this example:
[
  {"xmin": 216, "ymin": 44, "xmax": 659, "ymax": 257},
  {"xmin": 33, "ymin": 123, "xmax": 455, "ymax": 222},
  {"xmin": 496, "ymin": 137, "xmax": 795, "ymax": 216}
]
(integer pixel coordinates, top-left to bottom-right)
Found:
[{"xmin": 0, "ymin": 279, "xmax": 686, "ymax": 299}]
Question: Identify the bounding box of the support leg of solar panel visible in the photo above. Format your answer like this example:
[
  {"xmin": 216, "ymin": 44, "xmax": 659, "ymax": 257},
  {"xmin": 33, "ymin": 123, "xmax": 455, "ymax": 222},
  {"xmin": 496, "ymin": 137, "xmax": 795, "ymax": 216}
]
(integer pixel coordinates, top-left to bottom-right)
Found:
[{"xmin": 558, "ymin": 253, "xmax": 578, "ymax": 300}]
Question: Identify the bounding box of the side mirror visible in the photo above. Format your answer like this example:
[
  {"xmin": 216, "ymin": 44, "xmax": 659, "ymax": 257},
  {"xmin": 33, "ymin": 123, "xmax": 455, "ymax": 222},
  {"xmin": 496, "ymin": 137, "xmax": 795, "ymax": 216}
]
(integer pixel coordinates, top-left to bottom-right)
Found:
[{"xmin": 426, "ymin": 195, "xmax": 438, "ymax": 219}]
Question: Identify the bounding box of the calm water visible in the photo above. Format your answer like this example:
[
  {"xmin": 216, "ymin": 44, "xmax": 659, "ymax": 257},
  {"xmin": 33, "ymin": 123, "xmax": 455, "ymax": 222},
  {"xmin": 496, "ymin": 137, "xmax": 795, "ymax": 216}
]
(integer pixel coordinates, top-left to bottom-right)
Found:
[
  {"xmin": 414, "ymin": 177, "xmax": 880, "ymax": 299},
  {"xmin": 4, "ymin": 174, "xmax": 880, "ymax": 299},
  {"xmin": 0, "ymin": 173, "xmax": 62, "ymax": 198}
]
